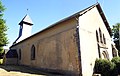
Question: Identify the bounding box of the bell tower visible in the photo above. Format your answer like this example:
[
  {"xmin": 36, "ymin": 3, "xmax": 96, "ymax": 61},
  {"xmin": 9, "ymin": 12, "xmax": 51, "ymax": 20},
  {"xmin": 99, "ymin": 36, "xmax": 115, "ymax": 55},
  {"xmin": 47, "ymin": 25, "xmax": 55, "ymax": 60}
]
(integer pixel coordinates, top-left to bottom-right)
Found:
[{"xmin": 14, "ymin": 14, "xmax": 33, "ymax": 44}]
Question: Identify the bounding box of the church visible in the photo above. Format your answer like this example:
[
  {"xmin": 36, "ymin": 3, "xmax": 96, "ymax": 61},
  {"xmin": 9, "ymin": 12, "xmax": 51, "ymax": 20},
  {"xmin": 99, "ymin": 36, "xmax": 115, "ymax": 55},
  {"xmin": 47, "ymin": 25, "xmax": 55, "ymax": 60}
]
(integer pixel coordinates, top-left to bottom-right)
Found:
[{"xmin": 7, "ymin": 3, "xmax": 117, "ymax": 76}]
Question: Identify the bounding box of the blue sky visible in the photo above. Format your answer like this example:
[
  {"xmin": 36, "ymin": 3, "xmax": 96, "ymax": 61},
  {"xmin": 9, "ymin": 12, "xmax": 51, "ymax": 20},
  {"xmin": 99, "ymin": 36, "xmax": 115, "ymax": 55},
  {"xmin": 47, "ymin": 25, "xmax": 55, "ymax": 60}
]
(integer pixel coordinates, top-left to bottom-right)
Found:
[{"xmin": 2, "ymin": 0, "xmax": 120, "ymax": 47}]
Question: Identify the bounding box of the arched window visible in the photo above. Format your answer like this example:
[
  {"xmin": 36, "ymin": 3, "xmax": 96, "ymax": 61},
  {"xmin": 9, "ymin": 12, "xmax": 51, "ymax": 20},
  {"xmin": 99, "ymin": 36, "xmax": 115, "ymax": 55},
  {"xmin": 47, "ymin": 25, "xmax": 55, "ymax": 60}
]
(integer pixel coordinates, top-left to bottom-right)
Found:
[
  {"xmin": 99, "ymin": 28, "xmax": 103, "ymax": 43},
  {"xmin": 112, "ymin": 49, "xmax": 117, "ymax": 57},
  {"xmin": 19, "ymin": 49, "xmax": 21, "ymax": 60},
  {"xmin": 112, "ymin": 45, "xmax": 117, "ymax": 57},
  {"xmin": 96, "ymin": 30, "xmax": 99, "ymax": 42},
  {"xmin": 102, "ymin": 51, "xmax": 109, "ymax": 60},
  {"xmin": 103, "ymin": 34, "xmax": 106, "ymax": 44},
  {"xmin": 31, "ymin": 45, "xmax": 35, "ymax": 60}
]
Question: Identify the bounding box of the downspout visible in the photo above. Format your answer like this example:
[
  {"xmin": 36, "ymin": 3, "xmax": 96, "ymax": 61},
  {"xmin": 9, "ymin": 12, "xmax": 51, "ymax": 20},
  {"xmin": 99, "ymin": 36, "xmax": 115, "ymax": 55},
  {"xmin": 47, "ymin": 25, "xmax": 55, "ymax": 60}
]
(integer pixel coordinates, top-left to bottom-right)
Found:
[{"xmin": 75, "ymin": 16, "xmax": 82, "ymax": 76}]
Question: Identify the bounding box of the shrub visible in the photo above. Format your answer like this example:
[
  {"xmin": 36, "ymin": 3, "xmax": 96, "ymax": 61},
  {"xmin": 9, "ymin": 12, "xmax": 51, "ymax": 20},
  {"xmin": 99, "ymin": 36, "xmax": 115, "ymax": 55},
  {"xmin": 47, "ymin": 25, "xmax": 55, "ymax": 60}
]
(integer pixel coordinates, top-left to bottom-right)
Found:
[
  {"xmin": 111, "ymin": 57, "xmax": 120, "ymax": 74},
  {"xmin": 94, "ymin": 58, "xmax": 117, "ymax": 76}
]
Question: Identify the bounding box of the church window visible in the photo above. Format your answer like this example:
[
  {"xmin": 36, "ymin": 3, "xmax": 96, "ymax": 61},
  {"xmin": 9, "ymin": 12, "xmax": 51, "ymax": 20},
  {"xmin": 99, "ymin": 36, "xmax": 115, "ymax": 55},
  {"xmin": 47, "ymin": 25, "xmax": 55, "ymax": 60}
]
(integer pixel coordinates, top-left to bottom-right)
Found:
[
  {"xmin": 99, "ymin": 28, "xmax": 103, "ymax": 43},
  {"xmin": 19, "ymin": 49, "xmax": 21, "ymax": 60},
  {"xmin": 96, "ymin": 30, "xmax": 101, "ymax": 58},
  {"xmin": 112, "ymin": 45, "xmax": 117, "ymax": 57},
  {"xmin": 103, "ymin": 34, "xmax": 106, "ymax": 44},
  {"xmin": 112, "ymin": 49, "xmax": 117, "ymax": 57},
  {"xmin": 96, "ymin": 30, "xmax": 99, "ymax": 42},
  {"xmin": 97, "ymin": 44, "xmax": 101, "ymax": 58},
  {"xmin": 31, "ymin": 45, "xmax": 35, "ymax": 60}
]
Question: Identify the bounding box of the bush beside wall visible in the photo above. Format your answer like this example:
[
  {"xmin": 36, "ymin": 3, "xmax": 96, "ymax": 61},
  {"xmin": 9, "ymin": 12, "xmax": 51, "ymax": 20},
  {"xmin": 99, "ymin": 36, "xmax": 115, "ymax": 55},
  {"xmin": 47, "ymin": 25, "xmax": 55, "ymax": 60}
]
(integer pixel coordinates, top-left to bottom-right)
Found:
[
  {"xmin": 111, "ymin": 57, "xmax": 120, "ymax": 74},
  {"xmin": 94, "ymin": 58, "xmax": 117, "ymax": 76}
]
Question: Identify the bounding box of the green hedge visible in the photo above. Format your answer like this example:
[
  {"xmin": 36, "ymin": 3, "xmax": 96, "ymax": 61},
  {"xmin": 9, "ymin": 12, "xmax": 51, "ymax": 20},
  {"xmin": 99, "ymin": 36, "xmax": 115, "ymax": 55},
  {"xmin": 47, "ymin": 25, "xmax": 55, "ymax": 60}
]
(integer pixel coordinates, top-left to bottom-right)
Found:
[
  {"xmin": 94, "ymin": 58, "xmax": 117, "ymax": 76},
  {"xmin": 94, "ymin": 57, "xmax": 120, "ymax": 76},
  {"xmin": 111, "ymin": 57, "xmax": 120, "ymax": 74}
]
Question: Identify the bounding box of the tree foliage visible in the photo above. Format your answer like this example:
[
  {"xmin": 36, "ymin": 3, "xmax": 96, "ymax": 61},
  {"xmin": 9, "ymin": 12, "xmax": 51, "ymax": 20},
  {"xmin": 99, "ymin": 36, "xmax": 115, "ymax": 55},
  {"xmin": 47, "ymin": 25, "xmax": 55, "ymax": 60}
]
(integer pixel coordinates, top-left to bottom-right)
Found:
[
  {"xmin": 112, "ymin": 23, "xmax": 120, "ymax": 55},
  {"xmin": 112, "ymin": 23, "xmax": 120, "ymax": 39},
  {"xmin": 0, "ymin": 1, "xmax": 8, "ymax": 52},
  {"xmin": 111, "ymin": 57, "xmax": 120, "ymax": 74}
]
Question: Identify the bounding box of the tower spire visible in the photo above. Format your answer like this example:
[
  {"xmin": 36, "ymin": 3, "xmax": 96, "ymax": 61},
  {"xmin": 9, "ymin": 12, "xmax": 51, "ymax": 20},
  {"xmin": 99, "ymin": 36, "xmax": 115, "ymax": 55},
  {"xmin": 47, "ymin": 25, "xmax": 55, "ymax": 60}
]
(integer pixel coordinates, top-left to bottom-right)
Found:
[
  {"xmin": 13, "ymin": 14, "xmax": 33, "ymax": 44},
  {"xmin": 19, "ymin": 14, "xmax": 33, "ymax": 25}
]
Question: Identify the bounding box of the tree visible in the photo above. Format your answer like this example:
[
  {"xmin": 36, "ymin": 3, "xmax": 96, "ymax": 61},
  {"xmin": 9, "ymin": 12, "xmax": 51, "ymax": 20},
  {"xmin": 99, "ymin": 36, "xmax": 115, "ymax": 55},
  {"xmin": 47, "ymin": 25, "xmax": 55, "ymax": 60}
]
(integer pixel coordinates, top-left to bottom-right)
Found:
[
  {"xmin": 112, "ymin": 23, "xmax": 120, "ymax": 55},
  {"xmin": 0, "ymin": 1, "xmax": 8, "ymax": 53}
]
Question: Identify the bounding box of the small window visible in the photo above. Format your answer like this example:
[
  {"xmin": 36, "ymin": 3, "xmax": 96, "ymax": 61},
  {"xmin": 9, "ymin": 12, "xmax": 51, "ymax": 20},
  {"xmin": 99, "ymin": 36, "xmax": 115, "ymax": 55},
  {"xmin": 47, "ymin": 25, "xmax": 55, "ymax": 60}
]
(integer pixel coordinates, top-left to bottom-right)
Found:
[
  {"xmin": 31, "ymin": 45, "xmax": 35, "ymax": 60},
  {"xmin": 19, "ymin": 49, "xmax": 21, "ymax": 60},
  {"xmin": 96, "ymin": 30, "xmax": 99, "ymax": 42},
  {"xmin": 112, "ymin": 49, "xmax": 117, "ymax": 57},
  {"xmin": 103, "ymin": 34, "xmax": 106, "ymax": 44},
  {"xmin": 112, "ymin": 45, "xmax": 117, "ymax": 57},
  {"xmin": 99, "ymin": 28, "xmax": 103, "ymax": 43}
]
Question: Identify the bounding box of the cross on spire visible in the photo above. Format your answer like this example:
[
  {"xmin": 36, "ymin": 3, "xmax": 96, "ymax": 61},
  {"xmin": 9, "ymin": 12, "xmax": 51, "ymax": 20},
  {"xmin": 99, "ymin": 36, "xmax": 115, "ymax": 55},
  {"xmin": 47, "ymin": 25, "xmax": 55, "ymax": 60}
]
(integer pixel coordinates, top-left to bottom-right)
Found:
[{"xmin": 27, "ymin": 8, "xmax": 29, "ymax": 14}]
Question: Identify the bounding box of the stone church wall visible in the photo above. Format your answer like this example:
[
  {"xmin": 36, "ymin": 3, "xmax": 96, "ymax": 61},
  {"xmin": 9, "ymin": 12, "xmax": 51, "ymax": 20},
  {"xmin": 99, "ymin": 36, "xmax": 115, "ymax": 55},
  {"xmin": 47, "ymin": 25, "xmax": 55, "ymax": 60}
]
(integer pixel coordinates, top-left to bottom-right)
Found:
[{"xmin": 11, "ymin": 17, "xmax": 81, "ymax": 75}]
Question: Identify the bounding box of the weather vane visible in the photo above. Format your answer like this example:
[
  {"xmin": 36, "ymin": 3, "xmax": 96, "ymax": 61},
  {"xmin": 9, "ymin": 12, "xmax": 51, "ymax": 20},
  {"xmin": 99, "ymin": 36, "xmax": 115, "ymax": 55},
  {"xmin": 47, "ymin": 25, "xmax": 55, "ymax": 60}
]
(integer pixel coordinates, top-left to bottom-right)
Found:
[{"xmin": 27, "ymin": 9, "xmax": 29, "ymax": 14}]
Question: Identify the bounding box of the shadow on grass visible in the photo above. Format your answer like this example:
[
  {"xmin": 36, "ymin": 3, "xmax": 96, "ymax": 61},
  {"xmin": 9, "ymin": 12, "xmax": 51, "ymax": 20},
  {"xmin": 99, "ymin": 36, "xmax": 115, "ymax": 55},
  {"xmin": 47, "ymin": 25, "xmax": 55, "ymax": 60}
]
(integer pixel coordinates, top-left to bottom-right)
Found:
[
  {"xmin": 0, "ymin": 64, "xmax": 47, "ymax": 75},
  {"xmin": 0, "ymin": 65, "xmax": 77, "ymax": 76}
]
